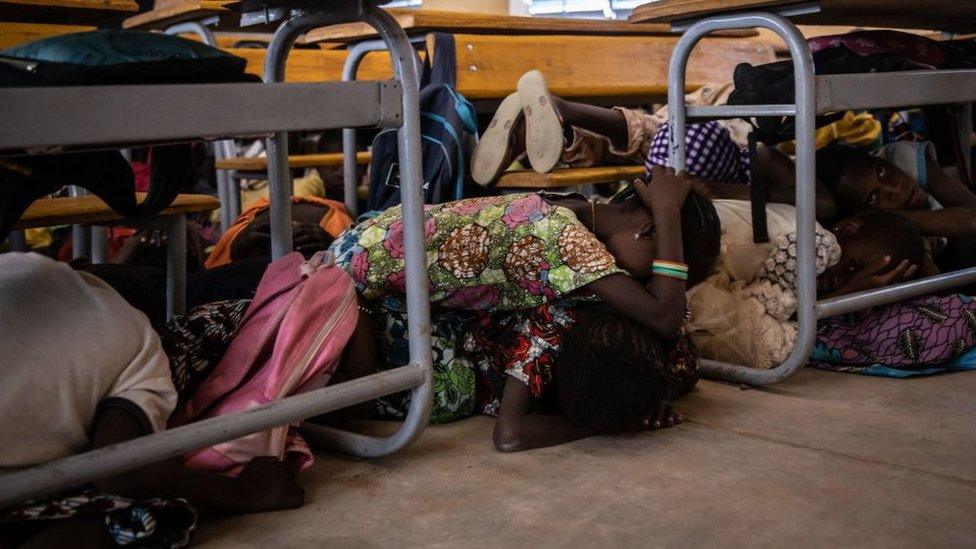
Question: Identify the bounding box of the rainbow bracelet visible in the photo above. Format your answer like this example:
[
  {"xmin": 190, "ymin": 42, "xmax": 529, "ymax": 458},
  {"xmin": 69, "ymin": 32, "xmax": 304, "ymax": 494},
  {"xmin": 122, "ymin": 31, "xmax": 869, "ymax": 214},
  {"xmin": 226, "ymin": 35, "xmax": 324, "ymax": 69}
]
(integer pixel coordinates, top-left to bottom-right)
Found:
[{"xmin": 652, "ymin": 260, "xmax": 689, "ymax": 281}]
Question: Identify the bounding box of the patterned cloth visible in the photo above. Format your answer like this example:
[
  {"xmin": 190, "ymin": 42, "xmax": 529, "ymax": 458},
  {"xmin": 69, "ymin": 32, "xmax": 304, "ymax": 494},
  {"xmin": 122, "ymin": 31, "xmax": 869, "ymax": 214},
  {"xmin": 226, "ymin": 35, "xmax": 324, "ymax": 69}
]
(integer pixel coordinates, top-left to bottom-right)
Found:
[
  {"xmin": 374, "ymin": 301, "xmax": 700, "ymax": 419},
  {"xmin": 646, "ymin": 121, "xmax": 751, "ymax": 184},
  {"xmin": 155, "ymin": 299, "xmax": 250, "ymax": 406},
  {"xmin": 372, "ymin": 305, "xmax": 478, "ymax": 423},
  {"xmin": 330, "ymin": 193, "xmax": 624, "ymax": 311},
  {"xmin": 813, "ymin": 294, "xmax": 976, "ymax": 376},
  {"xmin": 0, "ymin": 490, "xmax": 197, "ymax": 548}
]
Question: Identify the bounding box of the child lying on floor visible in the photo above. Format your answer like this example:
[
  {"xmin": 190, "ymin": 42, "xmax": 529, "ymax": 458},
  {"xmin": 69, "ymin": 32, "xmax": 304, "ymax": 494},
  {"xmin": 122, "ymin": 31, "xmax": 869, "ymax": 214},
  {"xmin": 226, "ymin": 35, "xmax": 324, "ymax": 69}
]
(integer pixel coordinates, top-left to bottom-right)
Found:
[
  {"xmin": 0, "ymin": 253, "xmax": 303, "ymax": 548},
  {"xmin": 336, "ymin": 300, "xmax": 700, "ymax": 452},
  {"xmin": 686, "ymin": 209, "xmax": 926, "ymax": 368},
  {"xmin": 205, "ymin": 195, "xmax": 353, "ymax": 269},
  {"xmin": 815, "ymin": 141, "xmax": 976, "ymax": 272},
  {"xmin": 329, "ymin": 164, "xmax": 720, "ymax": 341}
]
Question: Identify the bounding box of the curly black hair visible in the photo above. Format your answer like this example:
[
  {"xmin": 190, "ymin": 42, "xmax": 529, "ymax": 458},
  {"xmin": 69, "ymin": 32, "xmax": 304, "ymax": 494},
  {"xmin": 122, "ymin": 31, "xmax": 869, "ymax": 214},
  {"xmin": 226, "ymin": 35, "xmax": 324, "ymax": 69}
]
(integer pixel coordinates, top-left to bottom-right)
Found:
[{"xmin": 557, "ymin": 306, "xmax": 677, "ymax": 432}]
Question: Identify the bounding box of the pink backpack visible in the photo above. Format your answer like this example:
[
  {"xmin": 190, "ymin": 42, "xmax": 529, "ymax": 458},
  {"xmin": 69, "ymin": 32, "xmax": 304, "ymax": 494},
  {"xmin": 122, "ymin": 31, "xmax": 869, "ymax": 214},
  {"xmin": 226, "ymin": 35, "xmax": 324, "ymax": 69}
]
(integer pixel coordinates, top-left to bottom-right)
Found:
[{"xmin": 169, "ymin": 251, "xmax": 359, "ymax": 476}]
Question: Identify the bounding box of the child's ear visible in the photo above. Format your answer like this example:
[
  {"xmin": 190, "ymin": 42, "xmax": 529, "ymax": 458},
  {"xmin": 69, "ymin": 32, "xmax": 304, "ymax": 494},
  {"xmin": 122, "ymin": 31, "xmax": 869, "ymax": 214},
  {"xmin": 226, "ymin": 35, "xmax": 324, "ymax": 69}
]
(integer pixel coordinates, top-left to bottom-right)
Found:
[{"xmin": 832, "ymin": 217, "xmax": 863, "ymax": 236}]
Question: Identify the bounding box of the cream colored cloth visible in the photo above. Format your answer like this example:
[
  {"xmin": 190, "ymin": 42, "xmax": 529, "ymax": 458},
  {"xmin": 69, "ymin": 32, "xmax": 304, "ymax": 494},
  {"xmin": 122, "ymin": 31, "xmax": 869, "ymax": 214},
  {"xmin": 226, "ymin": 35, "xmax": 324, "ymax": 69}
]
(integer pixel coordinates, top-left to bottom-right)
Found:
[
  {"xmin": 685, "ymin": 205, "xmax": 842, "ymax": 369},
  {"xmin": 0, "ymin": 253, "xmax": 176, "ymax": 467}
]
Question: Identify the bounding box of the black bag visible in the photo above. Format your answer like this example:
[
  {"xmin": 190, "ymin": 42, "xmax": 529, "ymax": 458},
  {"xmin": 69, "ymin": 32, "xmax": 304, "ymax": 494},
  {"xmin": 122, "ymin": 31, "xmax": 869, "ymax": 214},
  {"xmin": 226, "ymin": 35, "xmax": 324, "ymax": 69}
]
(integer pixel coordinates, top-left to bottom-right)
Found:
[
  {"xmin": 366, "ymin": 33, "xmax": 478, "ymax": 212},
  {"xmin": 727, "ymin": 46, "xmax": 924, "ymax": 145},
  {"xmin": 0, "ymin": 31, "xmax": 256, "ymax": 241}
]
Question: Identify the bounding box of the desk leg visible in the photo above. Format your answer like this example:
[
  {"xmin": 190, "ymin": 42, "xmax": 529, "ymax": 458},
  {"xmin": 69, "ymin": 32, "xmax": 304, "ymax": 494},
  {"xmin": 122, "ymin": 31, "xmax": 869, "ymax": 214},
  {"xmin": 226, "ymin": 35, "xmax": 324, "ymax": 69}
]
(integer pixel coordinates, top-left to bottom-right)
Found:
[
  {"xmin": 91, "ymin": 226, "xmax": 108, "ymax": 263},
  {"xmin": 8, "ymin": 230, "xmax": 27, "ymax": 252},
  {"xmin": 166, "ymin": 213, "xmax": 187, "ymax": 319}
]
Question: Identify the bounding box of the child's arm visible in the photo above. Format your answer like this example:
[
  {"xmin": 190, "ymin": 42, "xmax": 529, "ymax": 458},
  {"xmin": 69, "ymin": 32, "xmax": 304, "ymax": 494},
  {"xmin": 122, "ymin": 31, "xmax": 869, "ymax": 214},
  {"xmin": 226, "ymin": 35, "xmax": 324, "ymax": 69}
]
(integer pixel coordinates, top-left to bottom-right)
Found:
[
  {"xmin": 925, "ymin": 157, "xmax": 976, "ymax": 209},
  {"xmin": 890, "ymin": 207, "xmax": 976, "ymax": 238},
  {"xmin": 583, "ymin": 167, "xmax": 689, "ymax": 339},
  {"xmin": 493, "ymin": 377, "xmax": 595, "ymax": 452},
  {"xmin": 91, "ymin": 406, "xmax": 304, "ymax": 513},
  {"xmin": 750, "ymin": 145, "xmax": 838, "ymax": 219}
]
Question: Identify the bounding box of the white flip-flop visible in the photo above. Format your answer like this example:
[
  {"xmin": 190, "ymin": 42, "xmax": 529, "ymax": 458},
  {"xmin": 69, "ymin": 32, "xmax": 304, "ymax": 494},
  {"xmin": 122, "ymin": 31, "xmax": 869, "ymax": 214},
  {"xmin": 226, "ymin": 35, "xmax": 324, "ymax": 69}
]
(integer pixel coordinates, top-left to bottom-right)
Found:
[
  {"xmin": 471, "ymin": 92, "xmax": 523, "ymax": 186},
  {"xmin": 518, "ymin": 70, "xmax": 564, "ymax": 174}
]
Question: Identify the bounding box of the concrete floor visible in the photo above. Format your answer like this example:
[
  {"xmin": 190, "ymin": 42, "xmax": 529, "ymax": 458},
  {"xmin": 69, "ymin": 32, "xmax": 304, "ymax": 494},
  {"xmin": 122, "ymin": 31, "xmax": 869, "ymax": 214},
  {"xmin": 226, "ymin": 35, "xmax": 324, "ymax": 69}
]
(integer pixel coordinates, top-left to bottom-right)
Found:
[{"xmin": 197, "ymin": 368, "xmax": 976, "ymax": 548}]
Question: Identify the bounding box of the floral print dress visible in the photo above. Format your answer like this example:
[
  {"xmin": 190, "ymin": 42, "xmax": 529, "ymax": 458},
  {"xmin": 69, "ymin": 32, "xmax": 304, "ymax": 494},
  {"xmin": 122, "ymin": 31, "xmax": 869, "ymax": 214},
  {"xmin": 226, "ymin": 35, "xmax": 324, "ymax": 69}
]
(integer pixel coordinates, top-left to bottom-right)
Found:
[{"xmin": 330, "ymin": 193, "xmax": 624, "ymax": 311}]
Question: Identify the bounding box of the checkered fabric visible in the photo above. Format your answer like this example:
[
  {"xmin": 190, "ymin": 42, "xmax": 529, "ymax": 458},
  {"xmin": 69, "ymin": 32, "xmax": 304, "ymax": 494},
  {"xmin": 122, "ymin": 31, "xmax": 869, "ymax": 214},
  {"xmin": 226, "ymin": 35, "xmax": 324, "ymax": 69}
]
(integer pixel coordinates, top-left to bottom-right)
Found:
[{"xmin": 645, "ymin": 121, "xmax": 751, "ymax": 184}]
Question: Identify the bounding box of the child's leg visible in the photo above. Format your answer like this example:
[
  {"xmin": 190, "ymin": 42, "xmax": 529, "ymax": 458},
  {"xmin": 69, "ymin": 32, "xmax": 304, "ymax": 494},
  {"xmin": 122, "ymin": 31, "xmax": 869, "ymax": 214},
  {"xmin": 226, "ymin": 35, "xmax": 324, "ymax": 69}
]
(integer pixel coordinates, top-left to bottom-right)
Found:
[{"xmin": 552, "ymin": 96, "xmax": 630, "ymax": 149}]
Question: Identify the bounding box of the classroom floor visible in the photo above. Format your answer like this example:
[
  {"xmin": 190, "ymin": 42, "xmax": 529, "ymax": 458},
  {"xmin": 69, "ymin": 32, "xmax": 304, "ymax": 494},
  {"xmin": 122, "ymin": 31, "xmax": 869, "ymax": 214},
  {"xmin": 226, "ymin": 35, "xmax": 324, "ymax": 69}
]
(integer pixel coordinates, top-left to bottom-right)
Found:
[{"xmin": 196, "ymin": 368, "xmax": 976, "ymax": 547}]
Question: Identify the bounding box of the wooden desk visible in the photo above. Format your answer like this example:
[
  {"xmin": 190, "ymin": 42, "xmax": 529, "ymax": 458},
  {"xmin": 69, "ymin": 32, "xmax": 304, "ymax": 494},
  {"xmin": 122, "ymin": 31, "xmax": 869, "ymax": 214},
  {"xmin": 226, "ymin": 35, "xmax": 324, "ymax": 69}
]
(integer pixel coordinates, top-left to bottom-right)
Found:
[
  {"xmin": 0, "ymin": 0, "xmax": 138, "ymax": 25},
  {"xmin": 225, "ymin": 32, "xmax": 774, "ymax": 100},
  {"xmin": 441, "ymin": 33, "xmax": 774, "ymax": 100},
  {"xmin": 629, "ymin": 0, "xmax": 976, "ymax": 32},
  {"xmin": 0, "ymin": 22, "xmax": 93, "ymax": 48},
  {"xmin": 121, "ymin": 0, "xmax": 277, "ymax": 33},
  {"xmin": 305, "ymin": 8, "xmax": 758, "ymax": 43},
  {"xmin": 122, "ymin": 0, "xmax": 231, "ymax": 30},
  {"xmin": 226, "ymin": 46, "xmax": 395, "ymax": 82},
  {"xmin": 494, "ymin": 165, "xmax": 646, "ymax": 189},
  {"xmin": 15, "ymin": 193, "xmax": 219, "ymax": 229},
  {"xmin": 215, "ymin": 151, "xmax": 371, "ymax": 171}
]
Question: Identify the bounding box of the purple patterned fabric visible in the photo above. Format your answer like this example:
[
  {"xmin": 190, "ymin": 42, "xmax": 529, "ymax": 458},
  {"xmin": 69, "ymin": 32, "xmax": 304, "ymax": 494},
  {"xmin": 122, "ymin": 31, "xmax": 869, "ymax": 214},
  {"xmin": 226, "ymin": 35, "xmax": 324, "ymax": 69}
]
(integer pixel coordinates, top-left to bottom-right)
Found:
[
  {"xmin": 814, "ymin": 294, "xmax": 976, "ymax": 371},
  {"xmin": 645, "ymin": 121, "xmax": 751, "ymax": 184}
]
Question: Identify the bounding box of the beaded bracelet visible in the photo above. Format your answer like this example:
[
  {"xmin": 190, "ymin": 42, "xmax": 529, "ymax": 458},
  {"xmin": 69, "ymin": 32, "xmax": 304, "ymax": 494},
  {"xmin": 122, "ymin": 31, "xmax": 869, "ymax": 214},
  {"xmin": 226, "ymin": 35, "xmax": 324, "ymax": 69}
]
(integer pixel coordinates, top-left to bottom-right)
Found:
[{"xmin": 651, "ymin": 260, "xmax": 689, "ymax": 281}]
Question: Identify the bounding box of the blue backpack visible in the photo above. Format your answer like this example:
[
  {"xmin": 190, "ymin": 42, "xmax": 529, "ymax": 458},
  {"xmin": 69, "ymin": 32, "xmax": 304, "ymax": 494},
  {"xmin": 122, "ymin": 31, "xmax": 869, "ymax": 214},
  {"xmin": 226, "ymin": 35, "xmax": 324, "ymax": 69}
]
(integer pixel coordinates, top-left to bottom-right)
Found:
[{"xmin": 367, "ymin": 33, "xmax": 477, "ymax": 212}]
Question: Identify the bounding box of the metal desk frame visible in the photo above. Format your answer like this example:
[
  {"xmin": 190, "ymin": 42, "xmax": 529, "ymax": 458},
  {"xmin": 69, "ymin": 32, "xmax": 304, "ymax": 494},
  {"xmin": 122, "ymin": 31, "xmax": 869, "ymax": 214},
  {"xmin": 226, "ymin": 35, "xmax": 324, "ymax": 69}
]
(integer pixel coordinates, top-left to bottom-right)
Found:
[
  {"xmin": 667, "ymin": 9, "xmax": 976, "ymax": 386},
  {"xmin": 0, "ymin": 1, "xmax": 433, "ymax": 508}
]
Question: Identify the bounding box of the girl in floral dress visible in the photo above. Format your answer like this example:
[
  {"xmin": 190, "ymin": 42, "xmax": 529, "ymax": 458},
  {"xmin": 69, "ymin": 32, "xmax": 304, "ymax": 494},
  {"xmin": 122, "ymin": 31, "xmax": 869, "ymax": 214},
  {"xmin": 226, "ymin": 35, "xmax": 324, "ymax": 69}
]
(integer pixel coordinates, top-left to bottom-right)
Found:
[{"xmin": 330, "ymin": 166, "xmax": 721, "ymax": 451}]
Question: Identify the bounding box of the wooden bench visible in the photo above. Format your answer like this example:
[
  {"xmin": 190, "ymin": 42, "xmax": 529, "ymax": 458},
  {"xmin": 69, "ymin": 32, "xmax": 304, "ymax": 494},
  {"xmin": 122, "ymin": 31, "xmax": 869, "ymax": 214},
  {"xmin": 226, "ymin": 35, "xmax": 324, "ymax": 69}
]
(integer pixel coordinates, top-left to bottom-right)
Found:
[
  {"xmin": 215, "ymin": 151, "xmax": 371, "ymax": 172},
  {"xmin": 16, "ymin": 193, "xmax": 220, "ymax": 317},
  {"xmin": 225, "ymin": 33, "xmax": 774, "ymax": 101},
  {"xmin": 0, "ymin": 0, "xmax": 138, "ymax": 25},
  {"xmin": 628, "ymin": 0, "xmax": 976, "ymax": 32},
  {"xmin": 304, "ymin": 8, "xmax": 759, "ymax": 43},
  {"xmin": 494, "ymin": 166, "xmax": 646, "ymax": 189},
  {"xmin": 15, "ymin": 193, "xmax": 219, "ymax": 229},
  {"xmin": 0, "ymin": 22, "xmax": 93, "ymax": 48}
]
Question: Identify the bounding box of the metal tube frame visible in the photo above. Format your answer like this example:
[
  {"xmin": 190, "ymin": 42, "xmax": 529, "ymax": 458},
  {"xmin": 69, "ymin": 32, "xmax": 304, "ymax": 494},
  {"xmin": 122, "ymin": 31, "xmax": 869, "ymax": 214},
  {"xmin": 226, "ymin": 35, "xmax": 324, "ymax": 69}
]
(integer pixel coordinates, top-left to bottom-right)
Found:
[
  {"xmin": 0, "ymin": 3, "xmax": 433, "ymax": 506},
  {"xmin": 341, "ymin": 36, "xmax": 425, "ymax": 217},
  {"xmin": 164, "ymin": 20, "xmax": 241, "ymax": 228},
  {"xmin": 669, "ymin": 12, "xmax": 976, "ymax": 386}
]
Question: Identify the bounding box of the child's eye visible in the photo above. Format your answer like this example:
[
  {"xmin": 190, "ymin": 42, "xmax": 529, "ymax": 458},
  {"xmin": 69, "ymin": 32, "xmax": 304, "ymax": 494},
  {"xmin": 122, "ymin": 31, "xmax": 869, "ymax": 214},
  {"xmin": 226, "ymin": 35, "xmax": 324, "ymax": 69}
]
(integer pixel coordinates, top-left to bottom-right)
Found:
[
  {"xmin": 876, "ymin": 163, "xmax": 887, "ymax": 180},
  {"xmin": 847, "ymin": 260, "xmax": 860, "ymax": 273},
  {"xmin": 866, "ymin": 191, "xmax": 879, "ymax": 207}
]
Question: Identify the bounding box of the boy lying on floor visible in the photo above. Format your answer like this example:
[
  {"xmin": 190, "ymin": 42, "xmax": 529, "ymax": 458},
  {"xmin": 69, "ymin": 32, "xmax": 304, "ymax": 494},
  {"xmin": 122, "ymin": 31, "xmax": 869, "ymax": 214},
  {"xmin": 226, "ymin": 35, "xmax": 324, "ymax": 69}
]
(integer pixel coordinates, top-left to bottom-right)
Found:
[{"xmin": 0, "ymin": 254, "xmax": 303, "ymax": 548}]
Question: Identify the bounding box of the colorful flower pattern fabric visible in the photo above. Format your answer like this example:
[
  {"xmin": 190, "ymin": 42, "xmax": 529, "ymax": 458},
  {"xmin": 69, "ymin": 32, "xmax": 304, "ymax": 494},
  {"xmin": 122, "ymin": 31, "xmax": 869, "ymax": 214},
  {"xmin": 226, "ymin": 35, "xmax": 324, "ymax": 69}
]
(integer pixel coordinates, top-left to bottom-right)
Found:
[
  {"xmin": 373, "ymin": 302, "xmax": 701, "ymax": 420},
  {"xmin": 330, "ymin": 193, "xmax": 624, "ymax": 311}
]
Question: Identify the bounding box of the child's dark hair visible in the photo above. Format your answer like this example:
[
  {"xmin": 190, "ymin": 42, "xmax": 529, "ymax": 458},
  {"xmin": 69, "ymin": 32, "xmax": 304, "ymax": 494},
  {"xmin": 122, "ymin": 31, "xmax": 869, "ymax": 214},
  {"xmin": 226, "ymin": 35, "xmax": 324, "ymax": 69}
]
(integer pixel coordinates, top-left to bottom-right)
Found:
[
  {"xmin": 815, "ymin": 142, "xmax": 870, "ymax": 213},
  {"xmin": 613, "ymin": 187, "xmax": 721, "ymax": 286},
  {"xmin": 851, "ymin": 211, "xmax": 926, "ymax": 269},
  {"xmin": 681, "ymin": 190, "xmax": 721, "ymax": 286},
  {"xmin": 557, "ymin": 306, "xmax": 674, "ymax": 432}
]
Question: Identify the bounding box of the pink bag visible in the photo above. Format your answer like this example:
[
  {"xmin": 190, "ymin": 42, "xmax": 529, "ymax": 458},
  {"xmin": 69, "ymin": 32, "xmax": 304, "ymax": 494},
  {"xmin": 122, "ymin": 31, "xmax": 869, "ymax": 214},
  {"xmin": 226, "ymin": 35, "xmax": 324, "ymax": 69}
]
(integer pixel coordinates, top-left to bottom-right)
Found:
[{"xmin": 169, "ymin": 251, "xmax": 359, "ymax": 476}]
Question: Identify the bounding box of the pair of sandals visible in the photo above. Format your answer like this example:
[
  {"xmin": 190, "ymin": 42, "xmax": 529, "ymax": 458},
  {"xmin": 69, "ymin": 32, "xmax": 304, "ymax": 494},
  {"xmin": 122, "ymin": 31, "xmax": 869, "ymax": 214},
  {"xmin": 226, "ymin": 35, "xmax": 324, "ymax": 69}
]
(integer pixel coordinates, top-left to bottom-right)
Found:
[{"xmin": 471, "ymin": 70, "xmax": 566, "ymax": 186}]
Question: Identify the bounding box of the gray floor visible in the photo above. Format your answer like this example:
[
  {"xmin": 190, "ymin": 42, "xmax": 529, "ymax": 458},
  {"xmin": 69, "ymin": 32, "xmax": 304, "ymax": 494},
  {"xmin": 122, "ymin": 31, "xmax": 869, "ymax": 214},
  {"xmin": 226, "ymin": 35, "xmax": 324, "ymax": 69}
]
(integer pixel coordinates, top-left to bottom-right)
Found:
[{"xmin": 197, "ymin": 368, "xmax": 976, "ymax": 548}]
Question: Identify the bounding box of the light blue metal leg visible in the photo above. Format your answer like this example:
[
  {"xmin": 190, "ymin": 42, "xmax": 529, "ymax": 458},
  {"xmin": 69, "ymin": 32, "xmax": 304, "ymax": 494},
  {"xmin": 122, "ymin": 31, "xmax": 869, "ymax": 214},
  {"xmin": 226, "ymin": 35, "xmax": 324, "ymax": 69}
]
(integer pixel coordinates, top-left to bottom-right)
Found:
[
  {"xmin": 68, "ymin": 186, "xmax": 90, "ymax": 260},
  {"xmin": 667, "ymin": 13, "xmax": 816, "ymax": 386},
  {"xmin": 165, "ymin": 213, "xmax": 187, "ymax": 319},
  {"xmin": 8, "ymin": 230, "xmax": 27, "ymax": 251}
]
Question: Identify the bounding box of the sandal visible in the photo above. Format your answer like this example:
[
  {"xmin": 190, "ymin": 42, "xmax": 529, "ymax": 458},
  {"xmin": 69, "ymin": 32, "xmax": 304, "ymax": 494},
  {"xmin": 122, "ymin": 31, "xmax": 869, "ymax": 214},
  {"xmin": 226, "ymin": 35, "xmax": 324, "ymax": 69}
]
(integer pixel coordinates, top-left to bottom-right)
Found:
[
  {"xmin": 518, "ymin": 70, "xmax": 565, "ymax": 174},
  {"xmin": 470, "ymin": 92, "xmax": 525, "ymax": 186}
]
